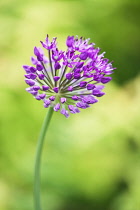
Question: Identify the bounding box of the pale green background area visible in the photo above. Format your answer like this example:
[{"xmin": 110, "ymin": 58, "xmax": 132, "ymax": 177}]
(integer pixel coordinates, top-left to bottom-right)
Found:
[{"xmin": 0, "ymin": 0, "xmax": 140, "ymax": 210}]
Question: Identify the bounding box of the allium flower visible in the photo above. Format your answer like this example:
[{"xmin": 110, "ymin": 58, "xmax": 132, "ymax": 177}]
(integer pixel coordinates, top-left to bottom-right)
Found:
[{"xmin": 23, "ymin": 35, "xmax": 115, "ymax": 118}]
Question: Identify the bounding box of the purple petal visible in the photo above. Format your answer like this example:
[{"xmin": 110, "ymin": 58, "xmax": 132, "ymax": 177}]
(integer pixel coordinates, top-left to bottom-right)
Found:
[
  {"xmin": 33, "ymin": 86, "xmax": 40, "ymax": 91},
  {"xmin": 31, "ymin": 57, "xmax": 38, "ymax": 65},
  {"xmin": 54, "ymin": 103, "xmax": 60, "ymax": 111},
  {"xmin": 93, "ymin": 75, "xmax": 102, "ymax": 82},
  {"xmin": 74, "ymin": 107, "xmax": 80, "ymax": 113},
  {"xmin": 38, "ymin": 93, "xmax": 46, "ymax": 99},
  {"xmin": 35, "ymin": 95, "xmax": 41, "ymax": 100},
  {"xmin": 67, "ymin": 86, "xmax": 73, "ymax": 91},
  {"xmin": 101, "ymin": 77, "xmax": 112, "ymax": 84},
  {"xmin": 44, "ymin": 103, "xmax": 50, "ymax": 108},
  {"xmin": 23, "ymin": 65, "xmax": 31, "ymax": 73},
  {"xmin": 25, "ymin": 73, "xmax": 37, "ymax": 80},
  {"xmin": 92, "ymin": 89, "xmax": 105, "ymax": 97},
  {"xmin": 30, "ymin": 90, "xmax": 38, "ymax": 96},
  {"xmin": 53, "ymin": 76, "xmax": 60, "ymax": 82},
  {"xmin": 44, "ymin": 99, "xmax": 51, "ymax": 107},
  {"xmin": 95, "ymin": 85, "xmax": 104, "ymax": 90},
  {"xmin": 25, "ymin": 79, "xmax": 35, "ymax": 86},
  {"xmin": 61, "ymin": 108, "xmax": 69, "ymax": 118},
  {"xmin": 76, "ymin": 62, "xmax": 84, "ymax": 68},
  {"xmin": 54, "ymin": 62, "xmax": 61, "ymax": 70},
  {"xmin": 79, "ymin": 52, "xmax": 88, "ymax": 60},
  {"xmin": 61, "ymin": 108, "xmax": 66, "ymax": 115},
  {"xmin": 49, "ymin": 96, "xmax": 55, "ymax": 101},
  {"xmin": 76, "ymin": 101, "xmax": 90, "ymax": 109},
  {"xmin": 87, "ymin": 84, "xmax": 95, "ymax": 90},
  {"xmin": 26, "ymin": 87, "xmax": 33, "ymax": 93},
  {"xmin": 53, "ymin": 87, "xmax": 59, "ymax": 93},
  {"xmin": 34, "ymin": 47, "xmax": 43, "ymax": 61},
  {"xmin": 65, "ymin": 110, "xmax": 69, "ymax": 118},
  {"xmin": 66, "ymin": 73, "xmax": 73, "ymax": 80},
  {"xmin": 66, "ymin": 36, "xmax": 74, "ymax": 47},
  {"xmin": 74, "ymin": 68, "xmax": 81, "ymax": 73},
  {"xmin": 42, "ymin": 85, "xmax": 49, "ymax": 91},
  {"xmin": 30, "ymin": 67, "xmax": 36, "ymax": 73},
  {"xmin": 74, "ymin": 73, "xmax": 81, "ymax": 79},
  {"xmin": 79, "ymin": 81, "xmax": 87, "ymax": 87},
  {"xmin": 37, "ymin": 55, "xmax": 43, "ymax": 62},
  {"xmin": 71, "ymin": 95, "xmax": 79, "ymax": 101},
  {"xmin": 24, "ymin": 74, "xmax": 31, "ymax": 79},
  {"xmin": 68, "ymin": 105, "xmax": 76, "ymax": 113},
  {"xmin": 34, "ymin": 47, "xmax": 40, "ymax": 56},
  {"xmin": 82, "ymin": 95, "xmax": 98, "ymax": 104},
  {"xmin": 29, "ymin": 74, "xmax": 37, "ymax": 80},
  {"xmin": 40, "ymin": 41, "xmax": 48, "ymax": 49},
  {"xmin": 60, "ymin": 97, "xmax": 66, "ymax": 103},
  {"xmin": 38, "ymin": 74, "xmax": 45, "ymax": 80},
  {"xmin": 36, "ymin": 64, "xmax": 43, "ymax": 71}
]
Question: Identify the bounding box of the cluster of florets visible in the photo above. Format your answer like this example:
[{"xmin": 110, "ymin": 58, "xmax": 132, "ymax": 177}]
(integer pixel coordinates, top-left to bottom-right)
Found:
[{"xmin": 23, "ymin": 35, "xmax": 115, "ymax": 118}]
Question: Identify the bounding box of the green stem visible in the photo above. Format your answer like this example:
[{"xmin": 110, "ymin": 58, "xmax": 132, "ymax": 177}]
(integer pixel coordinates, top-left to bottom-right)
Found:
[{"xmin": 34, "ymin": 107, "xmax": 54, "ymax": 210}]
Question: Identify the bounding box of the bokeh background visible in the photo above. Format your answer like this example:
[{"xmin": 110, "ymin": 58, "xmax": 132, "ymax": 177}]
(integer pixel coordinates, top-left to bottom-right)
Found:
[{"xmin": 0, "ymin": 0, "xmax": 140, "ymax": 209}]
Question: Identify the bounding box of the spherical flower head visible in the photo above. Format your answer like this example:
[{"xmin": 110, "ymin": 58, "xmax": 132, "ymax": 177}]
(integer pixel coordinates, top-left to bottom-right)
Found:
[{"xmin": 23, "ymin": 35, "xmax": 116, "ymax": 118}]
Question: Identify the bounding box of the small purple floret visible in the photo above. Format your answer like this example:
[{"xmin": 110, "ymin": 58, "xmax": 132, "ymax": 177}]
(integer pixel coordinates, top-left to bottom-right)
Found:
[
  {"xmin": 67, "ymin": 86, "xmax": 73, "ymax": 91},
  {"xmin": 25, "ymin": 73, "xmax": 37, "ymax": 80},
  {"xmin": 42, "ymin": 85, "xmax": 49, "ymax": 91},
  {"xmin": 49, "ymin": 96, "xmax": 55, "ymax": 101},
  {"xmin": 66, "ymin": 36, "xmax": 74, "ymax": 47},
  {"xmin": 61, "ymin": 108, "xmax": 69, "ymax": 118},
  {"xmin": 39, "ymin": 93, "xmax": 46, "ymax": 99},
  {"xmin": 76, "ymin": 62, "xmax": 84, "ymax": 68},
  {"xmin": 80, "ymin": 81, "xmax": 87, "ymax": 87},
  {"xmin": 75, "ymin": 107, "xmax": 80, "ymax": 113},
  {"xmin": 44, "ymin": 99, "xmax": 51, "ymax": 107},
  {"xmin": 74, "ymin": 69, "xmax": 81, "ymax": 73},
  {"xmin": 34, "ymin": 47, "xmax": 43, "ymax": 61},
  {"xmin": 25, "ymin": 79, "xmax": 35, "ymax": 86},
  {"xmin": 87, "ymin": 84, "xmax": 95, "ymax": 90},
  {"xmin": 82, "ymin": 95, "xmax": 98, "ymax": 104},
  {"xmin": 66, "ymin": 73, "xmax": 73, "ymax": 80},
  {"xmin": 38, "ymin": 74, "xmax": 45, "ymax": 80},
  {"xmin": 92, "ymin": 89, "xmax": 105, "ymax": 97},
  {"xmin": 76, "ymin": 101, "xmax": 90, "ymax": 109},
  {"xmin": 36, "ymin": 64, "xmax": 43, "ymax": 71},
  {"xmin": 54, "ymin": 103, "xmax": 60, "ymax": 111},
  {"xmin": 53, "ymin": 76, "xmax": 60, "ymax": 82},
  {"xmin": 74, "ymin": 73, "xmax": 81, "ymax": 79},
  {"xmin": 31, "ymin": 57, "xmax": 38, "ymax": 65},
  {"xmin": 101, "ymin": 77, "xmax": 112, "ymax": 84},
  {"xmin": 30, "ymin": 67, "xmax": 36, "ymax": 73},
  {"xmin": 72, "ymin": 95, "xmax": 79, "ymax": 101},
  {"xmin": 54, "ymin": 62, "xmax": 61, "ymax": 70},
  {"xmin": 35, "ymin": 95, "xmax": 41, "ymax": 100},
  {"xmin": 68, "ymin": 105, "xmax": 80, "ymax": 114},
  {"xmin": 53, "ymin": 87, "xmax": 59, "ymax": 93},
  {"xmin": 23, "ymin": 65, "xmax": 31, "ymax": 73},
  {"xmin": 80, "ymin": 52, "xmax": 88, "ymax": 60},
  {"xmin": 30, "ymin": 91, "xmax": 38, "ymax": 96},
  {"xmin": 33, "ymin": 86, "xmax": 40, "ymax": 91},
  {"xmin": 60, "ymin": 97, "xmax": 66, "ymax": 103}
]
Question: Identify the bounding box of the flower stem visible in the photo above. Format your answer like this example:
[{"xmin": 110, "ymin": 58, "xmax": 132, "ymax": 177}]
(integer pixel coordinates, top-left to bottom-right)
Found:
[{"xmin": 34, "ymin": 107, "xmax": 54, "ymax": 210}]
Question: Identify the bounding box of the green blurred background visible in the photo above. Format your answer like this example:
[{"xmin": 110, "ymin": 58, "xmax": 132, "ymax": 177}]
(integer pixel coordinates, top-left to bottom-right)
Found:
[{"xmin": 0, "ymin": 0, "xmax": 140, "ymax": 209}]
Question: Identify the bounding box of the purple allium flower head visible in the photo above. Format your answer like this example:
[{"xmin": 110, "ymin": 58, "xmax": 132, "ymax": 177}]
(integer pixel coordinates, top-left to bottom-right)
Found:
[{"xmin": 23, "ymin": 35, "xmax": 115, "ymax": 118}]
